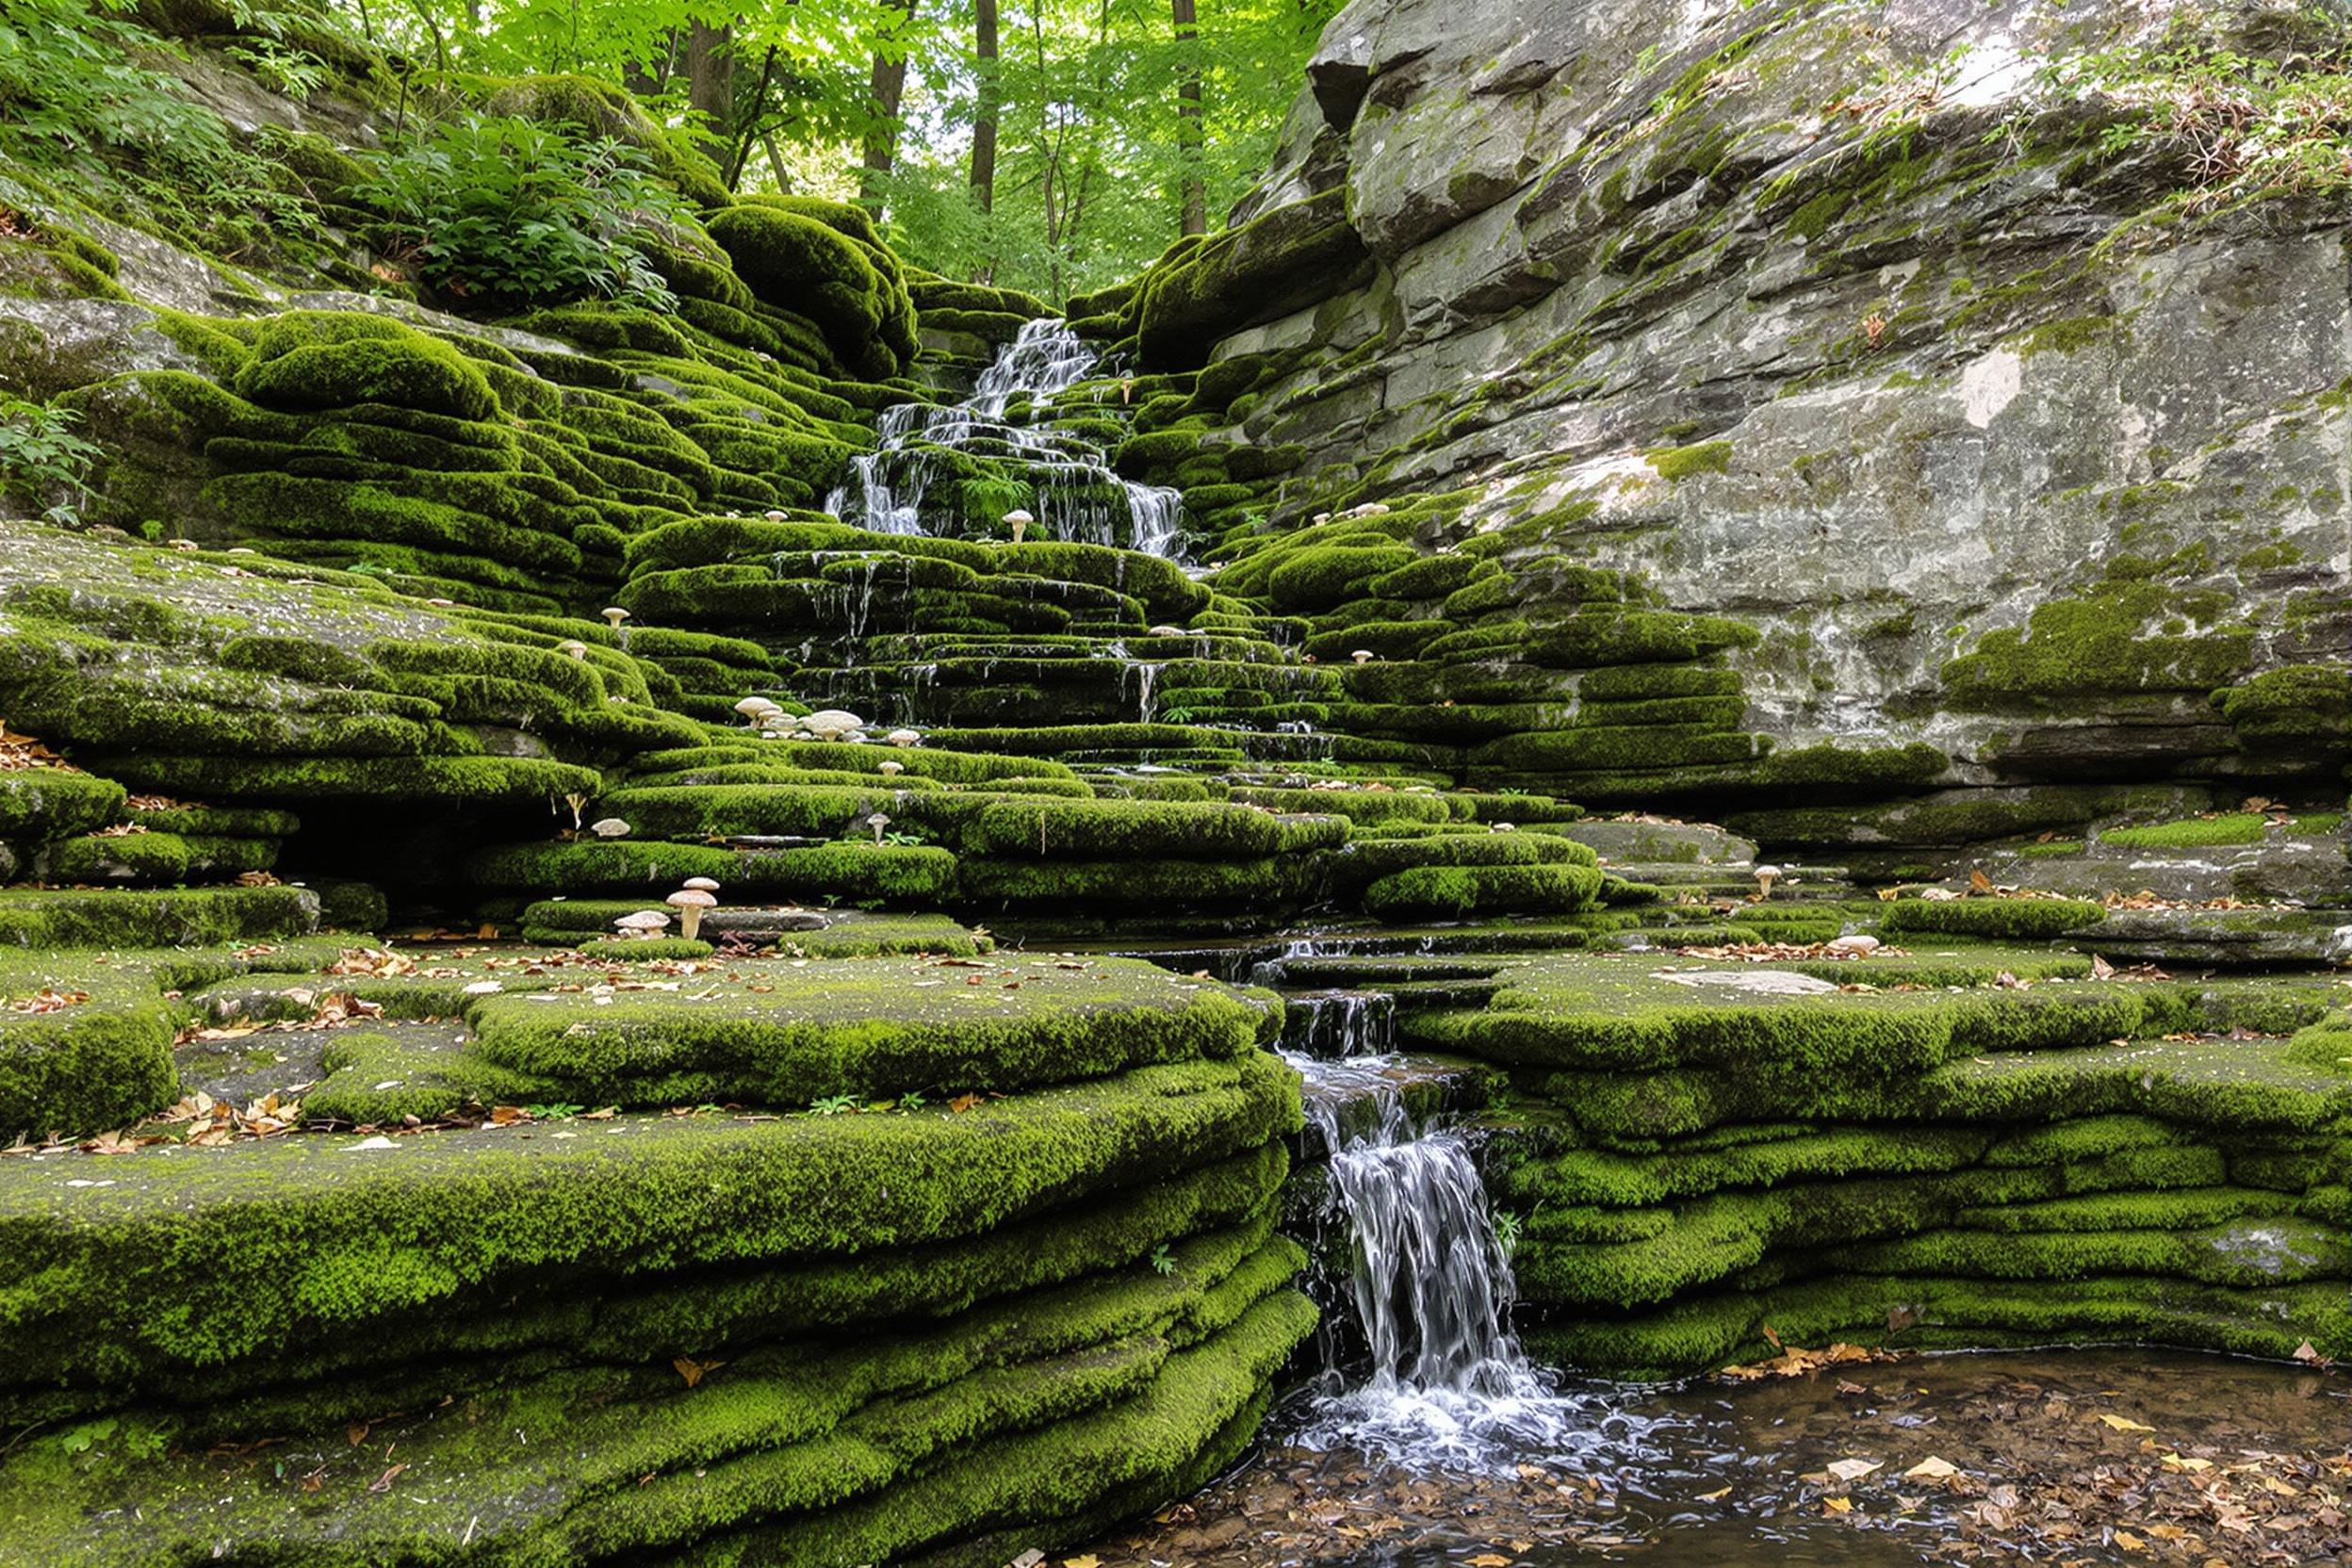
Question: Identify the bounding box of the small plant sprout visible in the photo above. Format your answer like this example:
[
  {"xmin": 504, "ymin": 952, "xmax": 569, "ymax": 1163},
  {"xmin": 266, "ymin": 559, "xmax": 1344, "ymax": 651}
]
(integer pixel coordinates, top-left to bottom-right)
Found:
[
  {"xmin": 1150, "ymin": 1245, "xmax": 1175, "ymax": 1276},
  {"xmin": 810, "ymin": 1094, "xmax": 856, "ymax": 1116},
  {"xmin": 665, "ymin": 886, "xmax": 716, "ymax": 940},
  {"xmin": 866, "ymin": 812, "xmax": 891, "ymax": 845}
]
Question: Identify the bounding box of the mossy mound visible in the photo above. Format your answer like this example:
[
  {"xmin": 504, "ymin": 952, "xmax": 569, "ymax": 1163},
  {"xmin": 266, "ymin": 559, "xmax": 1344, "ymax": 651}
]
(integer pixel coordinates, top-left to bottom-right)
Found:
[
  {"xmin": 1434, "ymin": 944, "xmax": 2351, "ymax": 1372},
  {"xmin": 0, "ymin": 923, "xmax": 1309, "ymax": 1566}
]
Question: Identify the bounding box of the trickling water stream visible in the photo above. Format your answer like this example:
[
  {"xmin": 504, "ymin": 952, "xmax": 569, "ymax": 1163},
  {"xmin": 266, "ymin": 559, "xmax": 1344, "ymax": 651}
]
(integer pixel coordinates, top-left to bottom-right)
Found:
[
  {"xmin": 826, "ymin": 319, "xmax": 1186, "ymax": 557},
  {"xmin": 1290, "ymin": 1047, "xmax": 1598, "ymax": 1471}
]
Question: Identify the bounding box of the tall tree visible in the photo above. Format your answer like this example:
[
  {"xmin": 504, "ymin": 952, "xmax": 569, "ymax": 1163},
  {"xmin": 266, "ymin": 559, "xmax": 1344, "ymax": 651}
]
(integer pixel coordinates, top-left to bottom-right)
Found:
[
  {"xmin": 860, "ymin": 0, "xmax": 917, "ymax": 205},
  {"xmin": 685, "ymin": 17, "xmax": 735, "ymax": 138},
  {"xmin": 1171, "ymin": 0, "xmax": 1205, "ymax": 236},
  {"xmin": 969, "ymin": 0, "xmax": 1000, "ymax": 213}
]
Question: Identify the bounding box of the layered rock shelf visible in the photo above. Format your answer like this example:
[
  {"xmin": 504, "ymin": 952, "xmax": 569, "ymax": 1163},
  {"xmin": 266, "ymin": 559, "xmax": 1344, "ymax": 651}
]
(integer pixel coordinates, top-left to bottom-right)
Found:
[{"xmin": 0, "ymin": 0, "xmax": 2347, "ymax": 1560}]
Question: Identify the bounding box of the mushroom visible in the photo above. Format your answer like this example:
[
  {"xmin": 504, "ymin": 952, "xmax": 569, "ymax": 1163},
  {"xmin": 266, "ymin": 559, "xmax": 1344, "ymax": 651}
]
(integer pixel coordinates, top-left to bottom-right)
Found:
[
  {"xmin": 878, "ymin": 760, "xmax": 905, "ymax": 776},
  {"xmin": 885, "ymin": 727, "xmax": 922, "ymax": 747},
  {"xmin": 600, "ymin": 607, "xmax": 630, "ymax": 647},
  {"xmin": 589, "ymin": 817, "xmax": 631, "ymax": 839},
  {"xmin": 1350, "ymin": 649, "xmax": 1375, "ymax": 664},
  {"xmin": 426, "ymin": 597, "xmax": 457, "ymax": 607},
  {"xmin": 866, "ymin": 812, "xmax": 891, "ymax": 845},
  {"xmin": 612, "ymin": 909, "xmax": 670, "ymax": 939},
  {"xmin": 1147, "ymin": 625, "xmax": 1187, "ymax": 637},
  {"xmin": 665, "ymin": 887, "xmax": 717, "ymax": 940},
  {"xmin": 557, "ymin": 639, "xmax": 589, "ymax": 661},
  {"xmin": 1825, "ymin": 933, "xmax": 1881, "ymax": 956},
  {"xmin": 166, "ymin": 538, "xmax": 200, "ymax": 551},
  {"xmin": 803, "ymin": 709, "xmax": 865, "ymax": 741},
  {"xmin": 1004, "ymin": 508, "xmax": 1034, "ymax": 544},
  {"xmin": 562, "ymin": 791, "xmax": 590, "ymax": 830},
  {"xmin": 1492, "ymin": 822, "xmax": 1517, "ymax": 833},
  {"xmin": 734, "ymin": 696, "xmax": 778, "ymax": 727},
  {"xmin": 1348, "ymin": 501, "xmax": 1392, "ymax": 517},
  {"xmin": 682, "ymin": 876, "xmax": 720, "ymax": 892},
  {"xmin": 764, "ymin": 510, "xmax": 788, "ymax": 520},
  {"xmin": 1752, "ymin": 864, "xmax": 1781, "ymax": 900}
]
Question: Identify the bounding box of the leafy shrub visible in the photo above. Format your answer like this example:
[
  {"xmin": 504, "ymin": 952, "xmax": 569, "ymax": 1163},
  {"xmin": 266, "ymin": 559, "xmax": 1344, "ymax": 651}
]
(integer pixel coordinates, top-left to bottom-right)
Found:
[
  {"xmin": 0, "ymin": 0, "xmax": 231, "ymax": 169},
  {"xmin": 353, "ymin": 116, "xmax": 696, "ymax": 310},
  {"xmin": 0, "ymin": 398, "xmax": 101, "ymax": 525}
]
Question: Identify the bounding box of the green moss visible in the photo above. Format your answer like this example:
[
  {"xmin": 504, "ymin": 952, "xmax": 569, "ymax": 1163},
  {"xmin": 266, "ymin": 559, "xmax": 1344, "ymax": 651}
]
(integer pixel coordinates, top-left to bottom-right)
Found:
[
  {"xmin": 2099, "ymin": 813, "xmax": 2270, "ymax": 849},
  {"xmin": 1642, "ymin": 440, "xmax": 1733, "ymax": 481},
  {"xmin": 1879, "ymin": 897, "xmax": 2107, "ymax": 939},
  {"xmin": 0, "ymin": 1051, "xmax": 1298, "ymax": 1381},
  {"xmin": 1944, "ymin": 589, "xmax": 2256, "ymax": 702},
  {"xmin": 1363, "ymin": 862, "xmax": 1605, "ymax": 918},
  {"xmin": 233, "ymin": 311, "xmax": 499, "ymax": 422},
  {"xmin": 0, "ymin": 769, "xmax": 126, "ymax": 840}
]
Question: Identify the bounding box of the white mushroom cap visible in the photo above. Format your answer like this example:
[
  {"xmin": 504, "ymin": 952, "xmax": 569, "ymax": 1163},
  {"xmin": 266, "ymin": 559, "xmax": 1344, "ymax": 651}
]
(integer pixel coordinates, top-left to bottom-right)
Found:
[
  {"xmin": 885, "ymin": 728, "xmax": 922, "ymax": 747},
  {"xmin": 866, "ymin": 812, "xmax": 892, "ymax": 825},
  {"xmin": 166, "ymin": 538, "xmax": 200, "ymax": 551},
  {"xmin": 804, "ymin": 709, "xmax": 864, "ymax": 735},
  {"xmin": 558, "ymin": 640, "xmax": 589, "ymax": 659},
  {"xmin": 601, "ymin": 607, "xmax": 630, "ymax": 626},
  {"xmin": 764, "ymin": 510, "xmax": 788, "ymax": 520},
  {"xmin": 588, "ymin": 818, "xmax": 630, "ymax": 839},
  {"xmin": 1350, "ymin": 649, "xmax": 1375, "ymax": 663},
  {"xmin": 734, "ymin": 697, "xmax": 775, "ymax": 717},
  {"xmin": 682, "ymin": 876, "xmax": 721, "ymax": 892},
  {"xmin": 1755, "ymin": 864, "xmax": 1782, "ymax": 877},
  {"xmin": 1003, "ymin": 509, "xmax": 1035, "ymax": 524},
  {"xmin": 612, "ymin": 910, "xmax": 670, "ymax": 932},
  {"xmin": 665, "ymin": 889, "xmax": 717, "ymax": 910},
  {"xmin": 1147, "ymin": 625, "xmax": 1186, "ymax": 637},
  {"xmin": 877, "ymin": 760, "xmax": 905, "ymax": 776},
  {"xmin": 1492, "ymin": 822, "xmax": 1517, "ymax": 832}
]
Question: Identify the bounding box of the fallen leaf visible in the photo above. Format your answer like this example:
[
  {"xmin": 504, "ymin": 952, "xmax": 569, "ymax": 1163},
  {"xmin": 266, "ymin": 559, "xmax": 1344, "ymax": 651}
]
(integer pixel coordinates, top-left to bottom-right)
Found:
[
  {"xmin": 1904, "ymin": 1456, "xmax": 1960, "ymax": 1480},
  {"xmin": 2097, "ymin": 1413, "xmax": 2155, "ymax": 1432},
  {"xmin": 673, "ymin": 1355, "xmax": 725, "ymax": 1388},
  {"xmin": 1827, "ymin": 1459, "xmax": 1883, "ymax": 1482}
]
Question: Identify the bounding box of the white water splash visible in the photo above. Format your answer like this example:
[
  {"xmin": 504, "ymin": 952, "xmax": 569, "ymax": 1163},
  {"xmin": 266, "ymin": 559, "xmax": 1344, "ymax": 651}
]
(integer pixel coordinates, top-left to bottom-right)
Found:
[
  {"xmin": 1291, "ymin": 1049, "xmax": 1608, "ymax": 1471},
  {"xmin": 827, "ymin": 319, "xmax": 1185, "ymax": 558}
]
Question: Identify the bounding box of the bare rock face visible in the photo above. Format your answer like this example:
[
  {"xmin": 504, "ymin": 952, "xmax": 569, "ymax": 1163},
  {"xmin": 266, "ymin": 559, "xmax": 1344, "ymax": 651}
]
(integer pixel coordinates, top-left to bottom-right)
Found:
[{"xmin": 1149, "ymin": 0, "xmax": 2352, "ymax": 834}]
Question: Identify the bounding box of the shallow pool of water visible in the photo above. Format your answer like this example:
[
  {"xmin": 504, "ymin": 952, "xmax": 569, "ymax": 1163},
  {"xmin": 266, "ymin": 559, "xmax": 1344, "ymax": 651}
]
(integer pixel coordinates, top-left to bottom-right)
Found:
[{"xmin": 1080, "ymin": 1348, "xmax": 2351, "ymax": 1566}]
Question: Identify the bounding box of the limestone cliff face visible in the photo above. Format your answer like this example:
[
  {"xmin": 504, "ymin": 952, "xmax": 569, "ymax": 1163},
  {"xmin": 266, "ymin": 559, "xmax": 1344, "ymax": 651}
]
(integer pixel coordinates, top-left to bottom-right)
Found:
[{"xmin": 1139, "ymin": 0, "xmax": 2352, "ymax": 829}]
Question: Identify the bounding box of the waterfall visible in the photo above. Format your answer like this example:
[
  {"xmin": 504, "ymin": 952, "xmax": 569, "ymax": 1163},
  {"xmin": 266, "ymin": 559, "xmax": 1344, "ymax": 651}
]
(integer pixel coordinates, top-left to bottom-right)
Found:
[
  {"xmin": 826, "ymin": 319, "xmax": 1186, "ymax": 559},
  {"xmin": 1289, "ymin": 1046, "xmax": 1593, "ymax": 1471},
  {"xmin": 1283, "ymin": 990, "xmax": 1396, "ymax": 1058}
]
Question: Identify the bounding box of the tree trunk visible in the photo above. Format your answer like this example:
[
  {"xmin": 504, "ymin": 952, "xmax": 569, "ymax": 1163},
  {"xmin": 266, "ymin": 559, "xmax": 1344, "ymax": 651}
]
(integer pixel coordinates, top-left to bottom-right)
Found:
[
  {"xmin": 860, "ymin": 0, "xmax": 917, "ymax": 207},
  {"xmin": 969, "ymin": 0, "xmax": 999, "ymax": 212},
  {"xmin": 686, "ymin": 20, "xmax": 736, "ymax": 139},
  {"xmin": 1172, "ymin": 0, "xmax": 1206, "ymax": 236}
]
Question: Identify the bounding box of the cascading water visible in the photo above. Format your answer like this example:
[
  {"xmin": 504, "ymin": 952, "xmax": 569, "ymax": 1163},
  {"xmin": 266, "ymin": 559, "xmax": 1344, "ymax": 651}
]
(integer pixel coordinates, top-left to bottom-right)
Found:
[
  {"xmin": 827, "ymin": 319, "xmax": 1185, "ymax": 558},
  {"xmin": 1287, "ymin": 1043, "xmax": 1607, "ymax": 1471}
]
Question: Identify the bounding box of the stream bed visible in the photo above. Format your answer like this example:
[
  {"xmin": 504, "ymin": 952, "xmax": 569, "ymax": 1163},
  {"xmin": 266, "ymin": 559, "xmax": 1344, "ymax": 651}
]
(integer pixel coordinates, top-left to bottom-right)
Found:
[
  {"xmin": 1081, "ymin": 1348, "xmax": 2351, "ymax": 1565},
  {"xmin": 1052, "ymin": 926, "xmax": 2352, "ymax": 1567}
]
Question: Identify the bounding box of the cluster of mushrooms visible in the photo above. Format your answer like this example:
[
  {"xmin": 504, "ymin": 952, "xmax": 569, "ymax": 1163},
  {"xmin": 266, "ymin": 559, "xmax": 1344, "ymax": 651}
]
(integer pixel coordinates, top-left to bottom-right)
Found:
[
  {"xmin": 729, "ymin": 698, "xmax": 923, "ymax": 752},
  {"xmin": 611, "ymin": 876, "xmax": 723, "ymax": 942}
]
